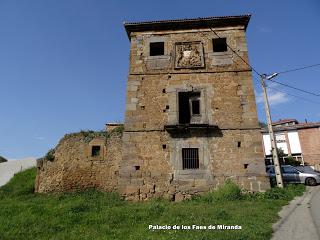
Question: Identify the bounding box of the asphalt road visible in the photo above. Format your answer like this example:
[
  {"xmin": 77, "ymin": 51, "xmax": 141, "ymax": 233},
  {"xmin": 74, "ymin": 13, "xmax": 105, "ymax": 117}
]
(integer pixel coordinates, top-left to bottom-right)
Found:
[{"xmin": 272, "ymin": 185, "xmax": 320, "ymax": 240}]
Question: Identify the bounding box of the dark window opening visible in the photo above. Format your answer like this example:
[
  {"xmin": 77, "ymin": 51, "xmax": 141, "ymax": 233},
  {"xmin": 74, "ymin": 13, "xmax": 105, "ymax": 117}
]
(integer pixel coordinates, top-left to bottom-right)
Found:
[
  {"xmin": 244, "ymin": 164, "xmax": 249, "ymax": 169},
  {"xmin": 237, "ymin": 141, "xmax": 241, "ymax": 148},
  {"xmin": 166, "ymin": 105, "xmax": 170, "ymax": 109},
  {"xmin": 191, "ymin": 99, "xmax": 200, "ymax": 115},
  {"xmin": 91, "ymin": 146, "xmax": 101, "ymax": 157},
  {"xmin": 178, "ymin": 92, "xmax": 201, "ymax": 124},
  {"xmin": 150, "ymin": 42, "xmax": 164, "ymax": 56},
  {"xmin": 182, "ymin": 148, "xmax": 199, "ymax": 169},
  {"xmin": 162, "ymin": 89, "xmax": 166, "ymax": 93},
  {"xmin": 162, "ymin": 144, "xmax": 167, "ymax": 149},
  {"xmin": 213, "ymin": 38, "xmax": 227, "ymax": 52},
  {"xmin": 134, "ymin": 166, "xmax": 140, "ymax": 170}
]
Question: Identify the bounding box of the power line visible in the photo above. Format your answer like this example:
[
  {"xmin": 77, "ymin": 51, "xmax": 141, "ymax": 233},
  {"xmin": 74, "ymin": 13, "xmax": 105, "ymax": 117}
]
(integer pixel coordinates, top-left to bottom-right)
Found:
[
  {"xmin": 208, "ymin": 27, "xmax": 320, "ymax": 99},
  {"xmin": 208, "ymin": 27, "xmax": 262, "ymax": 77},
  {"xmin": 277, "ymin": 63, "xmax": 320, "ymax": 75},
  {"xmin": 266, "ymin": 78, "xmax": 320, "ymax": 97},
  {"xmin": 266, "ymin": 85, "xmax": 320, "ymax": 105}
]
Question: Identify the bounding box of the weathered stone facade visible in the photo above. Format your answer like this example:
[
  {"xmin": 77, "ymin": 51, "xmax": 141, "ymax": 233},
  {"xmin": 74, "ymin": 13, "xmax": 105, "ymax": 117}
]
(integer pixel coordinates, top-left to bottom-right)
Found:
[
  {"xmin": 35, "ymin": 15, "xmax": 270, "ymax": 200},
  {"xmin": 119, "ymin": 15, "xmax": 269, "ymax": 200},
  {"xmin": 35, "ymin": 130, "xmax": 122, "ymax": 193}
]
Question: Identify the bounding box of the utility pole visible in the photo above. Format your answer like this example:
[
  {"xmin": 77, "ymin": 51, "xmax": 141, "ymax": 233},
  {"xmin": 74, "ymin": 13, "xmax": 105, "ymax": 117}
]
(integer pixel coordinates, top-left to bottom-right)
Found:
[{"xmin": 260, "ymin": 73, "xmax": 284, "ymax": 188}]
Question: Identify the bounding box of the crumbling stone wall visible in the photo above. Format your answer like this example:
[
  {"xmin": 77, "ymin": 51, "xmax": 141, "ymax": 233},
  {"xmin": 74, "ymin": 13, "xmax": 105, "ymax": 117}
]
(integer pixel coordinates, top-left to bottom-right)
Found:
[{"xmin": 35, "ymin": 130, "xmax": 122, "ymax": 193}]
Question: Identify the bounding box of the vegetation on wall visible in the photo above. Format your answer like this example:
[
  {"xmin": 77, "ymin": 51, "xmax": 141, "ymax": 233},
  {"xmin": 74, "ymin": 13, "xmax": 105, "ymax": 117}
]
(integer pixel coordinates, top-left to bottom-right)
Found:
[
  {"xmin": 62, "ymin": 126, "xmax": 125, "ymax": 143},
  {"xmin": 44, "ymin": 149, "xmax": 55, "ymax": 162}
]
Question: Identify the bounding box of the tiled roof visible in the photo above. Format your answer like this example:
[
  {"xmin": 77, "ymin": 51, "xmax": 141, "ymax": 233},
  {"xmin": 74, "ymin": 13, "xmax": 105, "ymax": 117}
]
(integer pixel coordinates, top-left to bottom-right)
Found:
[
  {"xmin": 124, "ymin": 15, "xmax": 251, "ymax": 39},
  {"xmin": 272, "ymin": 119, "xmax": 299, "ymax": 125},
  {"xmin": 261, "ymin": 122, "xmax": 320, "ymax": 133}
]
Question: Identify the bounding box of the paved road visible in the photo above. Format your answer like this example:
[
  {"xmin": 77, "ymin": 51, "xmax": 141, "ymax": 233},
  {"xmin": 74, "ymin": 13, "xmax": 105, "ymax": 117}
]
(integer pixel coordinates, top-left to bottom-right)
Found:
[
  {"xmin": 272, "ymin": 185, "xmax": 320, "ymax": 240},
  {"xmin": 0, "ymin": 158, "xmax": 36, "ymax": 187}
]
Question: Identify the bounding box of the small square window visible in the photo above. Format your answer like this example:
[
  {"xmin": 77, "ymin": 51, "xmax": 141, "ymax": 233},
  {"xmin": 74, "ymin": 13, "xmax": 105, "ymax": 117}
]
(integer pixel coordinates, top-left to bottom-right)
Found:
[
  {"xmin": 91, "ymin": 146, "xmax": 101, "ymax": 157},
  {"xmin": 212, "ymin": 38, "xmax": 227, "ymax": 52},
  {"xmin": 182, "ymin": 148, "xmax": 199, "ymax": 169},
  {"xmin": 150, "ymin": 42, "xmax": 164, "ymax": 56}
]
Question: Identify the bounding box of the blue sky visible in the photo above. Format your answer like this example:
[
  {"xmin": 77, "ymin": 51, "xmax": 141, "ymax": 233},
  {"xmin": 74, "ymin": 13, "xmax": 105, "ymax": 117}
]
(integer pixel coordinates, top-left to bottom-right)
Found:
[{"xmin": 1, "ymin": 0, "xmax": 320, "ymax": 159}]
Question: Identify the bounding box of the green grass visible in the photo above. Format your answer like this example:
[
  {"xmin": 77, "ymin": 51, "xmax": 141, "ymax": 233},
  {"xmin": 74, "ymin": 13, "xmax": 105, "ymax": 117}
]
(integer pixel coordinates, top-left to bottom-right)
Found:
[{"xmin": 0, "ymin": 168, "xmax": 305, "ymax": 240}]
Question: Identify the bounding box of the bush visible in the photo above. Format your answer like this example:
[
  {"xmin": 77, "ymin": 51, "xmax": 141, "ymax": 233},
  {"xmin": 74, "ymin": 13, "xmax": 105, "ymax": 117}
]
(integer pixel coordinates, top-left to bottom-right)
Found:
[
  {"xmin": 192, "ymin": 180, "xmax": 242, "ymax": 203},
  {"xmin": 247, "ymin": 184, "xmax": 306, "ymax": 201},
  {"xmin": 285, "ymin": 156, "xmax": 301, "ymax": 166},
  {"xmin": 44, "ymin": 149, "xmax": 55, "ymax": 162}
]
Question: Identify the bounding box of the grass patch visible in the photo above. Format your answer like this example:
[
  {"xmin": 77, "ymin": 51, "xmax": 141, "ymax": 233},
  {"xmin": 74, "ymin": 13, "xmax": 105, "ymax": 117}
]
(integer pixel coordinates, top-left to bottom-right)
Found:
[{"xmin": 0, "ymin": 169, "xmax": 305, "ymax": 240}]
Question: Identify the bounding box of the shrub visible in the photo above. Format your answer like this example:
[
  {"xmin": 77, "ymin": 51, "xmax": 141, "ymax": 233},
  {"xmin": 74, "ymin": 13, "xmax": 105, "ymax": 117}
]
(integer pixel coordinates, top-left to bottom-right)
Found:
[
  {"xmin": 192, "ymin": 180, "xmax": 242, "ymax": 203},
  {"xmin": 285, "ymin": 156, "xmax": 301, "ymax": 166},
  {"xmin": 44, "ymin": 149, "xmax": 55, "ymax": 162},
  {"xmin": 213, "ymin": 180, "xmax": 242, "ymax": 201}
]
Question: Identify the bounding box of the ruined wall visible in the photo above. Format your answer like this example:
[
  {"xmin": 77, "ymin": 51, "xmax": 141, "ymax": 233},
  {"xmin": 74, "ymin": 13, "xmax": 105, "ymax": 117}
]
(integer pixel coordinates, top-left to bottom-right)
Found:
[{"xmin": 35, "ymin": 130, "xmax": 122, "ymax": 193}]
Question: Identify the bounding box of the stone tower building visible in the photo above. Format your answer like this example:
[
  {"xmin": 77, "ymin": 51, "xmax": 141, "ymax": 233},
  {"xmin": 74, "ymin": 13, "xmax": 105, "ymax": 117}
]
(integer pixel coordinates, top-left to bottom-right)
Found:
[
  {"xmin": 119, "ymin": 15, "xmax": 269, "ymax": 200},
  {"xmin": 35, "ymin": 15, "xmax": 270, "ymax": 200}
]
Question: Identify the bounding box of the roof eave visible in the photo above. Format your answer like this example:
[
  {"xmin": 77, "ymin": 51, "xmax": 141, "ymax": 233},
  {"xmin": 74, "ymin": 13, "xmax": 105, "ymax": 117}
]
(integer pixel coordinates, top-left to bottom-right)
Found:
[{"xmin": 124, "ymin": 14, "xmax": 251, "ymax": 40}]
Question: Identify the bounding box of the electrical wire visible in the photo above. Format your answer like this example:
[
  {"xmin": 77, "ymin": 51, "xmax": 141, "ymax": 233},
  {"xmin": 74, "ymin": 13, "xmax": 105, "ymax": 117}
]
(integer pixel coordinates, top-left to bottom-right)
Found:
[
  {"xmin": 209, "ymin": 27, "xmax": 262, "ymax": 77},
  {"xmin": 207, "ymin": 27, "xmax": 320, "ymax": 100},
  {"xmin": 266, "ymin": 85, "xmax": 320, "ymax": 105},
  {"xmin": 267, "ymin": 79, "xmax": 320, "ymax": 97},
  {"xmin": 277, "ymin": 63, "xmax": 320, "ymax": 75},
  {"xmin": 253, "ymin": 76, "xmax": 320, "ymax": 105}
]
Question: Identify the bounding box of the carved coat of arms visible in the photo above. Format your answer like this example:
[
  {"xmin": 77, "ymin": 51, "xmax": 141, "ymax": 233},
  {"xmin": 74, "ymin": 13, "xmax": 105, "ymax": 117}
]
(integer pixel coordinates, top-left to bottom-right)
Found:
[{"xmin": 175, "ymin": 42, "xmax": 204, "ymax": 69}]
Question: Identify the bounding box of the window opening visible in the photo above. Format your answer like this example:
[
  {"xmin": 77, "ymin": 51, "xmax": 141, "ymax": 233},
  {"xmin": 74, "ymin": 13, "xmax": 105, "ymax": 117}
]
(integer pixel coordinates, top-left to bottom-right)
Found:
[
  {"xmin": 150, "ymin": 42, "xmax": 164, "ymax": 56},
  {"xmin": 178, "ymin": 91, "xmax": 201, "ymax": 124},
  {"xmin": 182, "ymin": 148, "xmax": 199, "ymax": 169},
  {"xmin": 213, "ymin": 38, "xmax": 227, "ymax": 52},
  {"xmin": 91, "ymin": 146, "xmax": 101, "ymax": 157}
]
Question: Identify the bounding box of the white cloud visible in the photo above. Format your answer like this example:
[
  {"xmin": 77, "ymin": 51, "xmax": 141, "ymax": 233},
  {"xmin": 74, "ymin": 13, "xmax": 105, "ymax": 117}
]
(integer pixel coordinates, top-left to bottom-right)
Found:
[{"xmin": 256, "ymin": 89, "xmax": 291, "ymax": 106}]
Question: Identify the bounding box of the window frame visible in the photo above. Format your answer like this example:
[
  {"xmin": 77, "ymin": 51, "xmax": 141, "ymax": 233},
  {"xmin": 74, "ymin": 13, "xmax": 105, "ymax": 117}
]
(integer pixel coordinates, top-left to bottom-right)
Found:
[{"xmin": 182, "ymin": 148, "xmax": 200, "ymax": 170}]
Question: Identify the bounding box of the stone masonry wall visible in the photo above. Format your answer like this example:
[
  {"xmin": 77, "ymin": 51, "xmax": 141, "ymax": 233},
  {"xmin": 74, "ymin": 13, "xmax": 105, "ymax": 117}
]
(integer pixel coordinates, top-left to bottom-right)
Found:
[
  {"xmin": 35, "ymin": 130, "xmax": 122, "ymax": 193},
  {"xmin": 120, "ymin": 25, "xmax": 270, "ymax": 201},
  {"xmin": 35, "ymin": 20, "xmax": 270, "ymax": 200}
]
